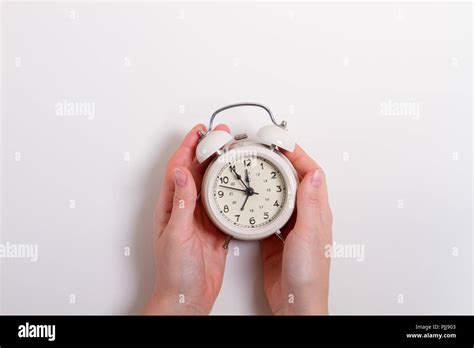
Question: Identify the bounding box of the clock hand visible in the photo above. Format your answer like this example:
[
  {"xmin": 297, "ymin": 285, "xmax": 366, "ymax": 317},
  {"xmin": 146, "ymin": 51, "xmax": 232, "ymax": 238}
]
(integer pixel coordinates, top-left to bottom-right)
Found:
[
  {"xmin": 230, "ymin": 166, "xmax": 249, "ymax": 190},
  {"xmin": 240, "ymin": 194, "xmax": 250, "ymax": 211},
  {"xmin": 219, "ymin": 185, "xmax": 247, "ymax": 193},
  {"xmin": 219, "ymin": 185, "xmax": 259, "ymax": 195},
  {"xmin": 244, "ymin": 168, "xmax": 259, "ymax": 195},
  {"xmin": 245, "ymin": 169, "xmax": 250, "ymax": 185}
]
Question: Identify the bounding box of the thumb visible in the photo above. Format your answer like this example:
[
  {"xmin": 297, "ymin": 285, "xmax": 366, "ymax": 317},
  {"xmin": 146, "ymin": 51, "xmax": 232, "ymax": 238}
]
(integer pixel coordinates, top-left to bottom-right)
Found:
[
  {"xmin": 294, "ymin": 169, "xmax": 332, "ymax": 235},
  {"xmin": 168, "ymin": 167, "xmax": 197, "ymax": 231}
]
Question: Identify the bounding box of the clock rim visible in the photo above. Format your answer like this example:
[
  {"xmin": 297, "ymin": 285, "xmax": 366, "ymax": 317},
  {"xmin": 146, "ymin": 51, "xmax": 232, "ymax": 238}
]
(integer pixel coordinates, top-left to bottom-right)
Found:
[{"xmin": 201, "ymin": 143, "xmax": 298, "ymax": 241}]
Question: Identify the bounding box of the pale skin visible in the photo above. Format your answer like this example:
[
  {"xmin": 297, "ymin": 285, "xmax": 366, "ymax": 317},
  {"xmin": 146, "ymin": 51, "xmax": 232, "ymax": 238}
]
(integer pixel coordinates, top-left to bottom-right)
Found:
[{"xmin": 143, "ymin": 124, "xmax": 333, "ymax": 315}]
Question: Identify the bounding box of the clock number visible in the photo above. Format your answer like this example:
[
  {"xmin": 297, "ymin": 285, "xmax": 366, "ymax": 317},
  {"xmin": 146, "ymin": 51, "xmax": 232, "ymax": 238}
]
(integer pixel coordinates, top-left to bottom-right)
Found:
[
  {"xmin": 234, "ymin": 214, "xmax": 240, "ymax": 222},
  {"xmin": 224, "ymin": 205, "xmax": 229, "ymax": 213},
  {"xmin": 260, "ymin": 163, "xmax": 264, "ymax": 170},
  {"xmin": 273, "ymin": 200, "xmax": 279, "ymax": 207},
  {"xmin": 264, "ymin": 212, "xmax": 269, "ymax": 219},
  {"xmin": 249, "ymin": 217, "xmax": 256, "ymax": 225},
  {"xmin": 244, "ymin": 159, "xmax": 252, "ymax": 167},
  {"xmin": 276, "ymin": 185, "xmax": 282, "ymax": 192},
  {"xmin": 270, "ymin": 171, "xmax": 277, "ymax": 179},
  {"xmin": 219, "ymin": 176, "xmax": 229, "ymax": 184},
  {"xmin": 218, "ymin": 191, "xmax": 224, "ymax": 198}
]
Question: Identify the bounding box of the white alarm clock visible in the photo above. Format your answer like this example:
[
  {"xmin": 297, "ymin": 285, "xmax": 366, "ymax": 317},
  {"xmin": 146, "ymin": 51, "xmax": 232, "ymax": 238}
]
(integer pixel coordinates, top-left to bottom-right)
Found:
[{"xmin": 196, "ymin": 103, "xmax": 299, "ymax": 245}]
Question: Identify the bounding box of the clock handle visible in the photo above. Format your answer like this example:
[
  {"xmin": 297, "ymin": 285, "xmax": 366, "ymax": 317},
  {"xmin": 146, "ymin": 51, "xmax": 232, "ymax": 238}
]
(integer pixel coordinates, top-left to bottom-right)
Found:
[
  {"xmin": 207, "ymin": 102, "xmax": 287, "ymax": 133},
  {"xmin": 196, "ymin": 102, "xmax": 296, "ymax": 163}
]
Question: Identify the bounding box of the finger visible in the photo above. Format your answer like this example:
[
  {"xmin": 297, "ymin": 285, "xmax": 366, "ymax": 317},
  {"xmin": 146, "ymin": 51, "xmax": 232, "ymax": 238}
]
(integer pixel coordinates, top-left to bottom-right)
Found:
[
  {"xmin": 281, "ymin": 144, "xmax": 321, "ymax": 178},
  {"xmin": 261, "ymin": 235, "xmax": 283, "ymax": 298},
  {"xmin": 155, "ymin": 124, "xmax": 205, "ymax": 232},
  {"xmin": 189, "ymin": 123, "xmax": 231, "ymax": 193},
  {"xmin": 262, "ymin": 198, "xmax": 294, "ymax": 289},
  {"xmin": 169, "ymin": 123, "xmax": 206, "ymax": 170},
  {"xmin": 213, "ymin": 123, "xmax": 231, "ymax": 133},
  {"xmin": 166, "ymin": 167, "xmax": 197, "ymax": 239},
  {"xmin": 262, "ymin": 235, "xmax": 283, "ymax": 268},
  {"xmin": 293, "ymin": 169, "xmax": 332, "ymax": 237},
  {"xmin": 280, "ymin": 208, "xmax": 297, "ymax": 237}
]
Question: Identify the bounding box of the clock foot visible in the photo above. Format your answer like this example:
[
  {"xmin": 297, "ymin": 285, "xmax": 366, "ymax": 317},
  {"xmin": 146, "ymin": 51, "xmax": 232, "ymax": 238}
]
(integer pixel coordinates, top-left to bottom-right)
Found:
[
  {"xmin": 275, "ymin": 230, "xmax": 285, "ymax": 243},
  {"xmin": 223, "ymin": 235, "xmax": 233, "ymax": 249}
]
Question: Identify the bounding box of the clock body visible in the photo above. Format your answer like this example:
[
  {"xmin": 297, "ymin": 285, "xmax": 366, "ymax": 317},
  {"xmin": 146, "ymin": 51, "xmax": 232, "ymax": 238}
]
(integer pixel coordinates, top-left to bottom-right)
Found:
[{"xmin": 201, "ymin": 142, "xmax": 298, "ymax": 241}]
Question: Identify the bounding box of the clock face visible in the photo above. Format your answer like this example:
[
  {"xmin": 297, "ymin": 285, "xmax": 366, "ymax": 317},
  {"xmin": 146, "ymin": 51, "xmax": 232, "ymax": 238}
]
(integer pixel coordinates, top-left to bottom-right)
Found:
[{"xmin": 212, "ymin": 156, "xmax": 287, "ymax": 229}]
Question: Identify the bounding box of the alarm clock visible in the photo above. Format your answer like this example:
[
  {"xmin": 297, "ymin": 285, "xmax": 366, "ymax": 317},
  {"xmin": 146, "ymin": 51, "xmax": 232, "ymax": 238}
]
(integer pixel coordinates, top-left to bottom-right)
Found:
[{"xmin": 196, "ymin": 103, "xmax": 299, "ymax": 244}]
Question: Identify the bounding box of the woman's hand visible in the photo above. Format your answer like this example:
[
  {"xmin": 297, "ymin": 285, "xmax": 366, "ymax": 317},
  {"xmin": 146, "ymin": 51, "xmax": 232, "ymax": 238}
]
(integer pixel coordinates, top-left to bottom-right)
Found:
[
  {"xmin": 143, "ymin": 124, "xmax": 332, "ymax": 315},
  {"xmin": 143, "ymin": 124, "xmax": 230, "ymax": 315},
  {"xmin": 262, "ymin": 145, "xmax": 333, "ymax": 315}
]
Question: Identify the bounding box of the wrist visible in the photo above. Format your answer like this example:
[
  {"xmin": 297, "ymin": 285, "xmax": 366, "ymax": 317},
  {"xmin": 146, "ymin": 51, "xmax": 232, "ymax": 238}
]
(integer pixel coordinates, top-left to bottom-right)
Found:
[
  {"xmin": 143, "ymin": 291, "xmax": 209, "ymax": 315},
  {"xmin": 274, "ymin": 290, "xmax": 329, "ymax": 315}
]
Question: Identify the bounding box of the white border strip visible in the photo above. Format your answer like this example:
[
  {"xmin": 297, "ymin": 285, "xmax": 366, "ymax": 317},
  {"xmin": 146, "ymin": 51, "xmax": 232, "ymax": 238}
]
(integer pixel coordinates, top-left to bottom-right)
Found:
[
  {"xmin": 0, "ymin": 0, "xmax": 4, "ymax": 315},
  {"xmin": 471, "ymin": 0, "xmax": 473, "ymax": 316}
]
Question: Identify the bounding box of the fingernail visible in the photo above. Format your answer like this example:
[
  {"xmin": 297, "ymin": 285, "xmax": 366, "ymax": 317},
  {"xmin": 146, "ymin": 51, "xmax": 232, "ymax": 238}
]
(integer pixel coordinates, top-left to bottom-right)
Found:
[
  {"xmin": 311, "ymin": 169, "xmax": 323, "ymax": 187},
  {"xmin": 174, "ymin": 169, "xmax": 187, "ymax": 187}
]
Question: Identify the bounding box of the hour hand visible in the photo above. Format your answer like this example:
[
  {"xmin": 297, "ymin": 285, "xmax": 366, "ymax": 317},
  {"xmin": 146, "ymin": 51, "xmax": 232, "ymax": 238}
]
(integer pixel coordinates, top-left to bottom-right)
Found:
[
  {"xmin": 230, "ymin": 165, "xmax": 248, "ymax": 189},
  {"xmin": 230, "ymin": 165, "xmax": 241, "ymax": 180}
]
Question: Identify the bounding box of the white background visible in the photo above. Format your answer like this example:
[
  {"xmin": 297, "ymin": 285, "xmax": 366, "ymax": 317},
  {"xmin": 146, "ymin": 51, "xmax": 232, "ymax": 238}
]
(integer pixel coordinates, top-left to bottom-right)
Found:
[{"xmin": 1, "ymin": 1, "xmax": 472, "ymax": 314}]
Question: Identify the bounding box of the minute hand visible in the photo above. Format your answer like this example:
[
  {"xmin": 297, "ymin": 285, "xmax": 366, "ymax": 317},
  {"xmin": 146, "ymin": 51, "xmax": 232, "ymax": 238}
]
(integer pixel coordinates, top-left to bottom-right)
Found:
[{"xmin": 219, "ymin": 185, "xmax": 259, "ymax": 195}]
